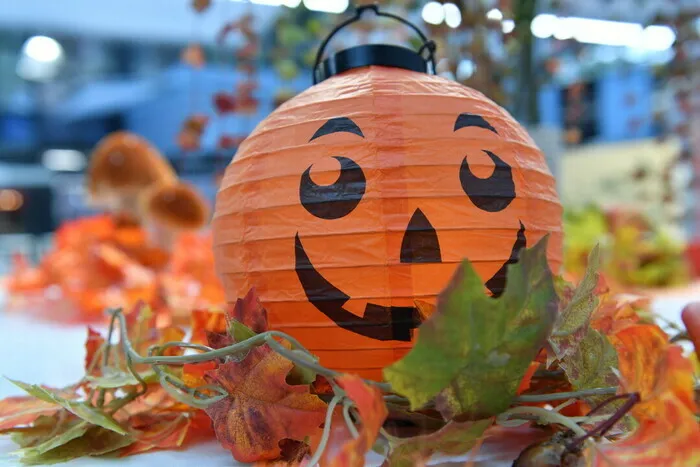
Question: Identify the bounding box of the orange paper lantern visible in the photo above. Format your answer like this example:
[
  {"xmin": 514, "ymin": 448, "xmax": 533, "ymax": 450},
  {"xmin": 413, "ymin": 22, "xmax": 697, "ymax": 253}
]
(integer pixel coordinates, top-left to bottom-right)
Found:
[{"xmin": 213, "ymin": 6, "xmax": 563, "ymax": 380}]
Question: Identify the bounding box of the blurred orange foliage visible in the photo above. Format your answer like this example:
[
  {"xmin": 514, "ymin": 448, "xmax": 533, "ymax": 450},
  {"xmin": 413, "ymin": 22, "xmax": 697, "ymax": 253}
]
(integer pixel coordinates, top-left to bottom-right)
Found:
[{"xmin": 4, "ymin": 214, "xmax": 226, "ymax": 324}]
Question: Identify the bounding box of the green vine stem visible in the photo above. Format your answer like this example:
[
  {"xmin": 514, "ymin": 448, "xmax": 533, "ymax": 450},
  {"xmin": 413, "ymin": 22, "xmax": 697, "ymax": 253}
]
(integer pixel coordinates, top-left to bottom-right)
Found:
[
  {"xmin": 96, "ymin": 308, "xmax": 655, "ymax": 465},
  {"xmin": 515, "ymin": 387, "xmax": 618, "ymax": 403},
  {"xmin": 498, "ymin": 406, "xmax": 588, "ymax": 437},
  {"xmin": 343, "ymin": 399, "xmax": 360, "ymax": 439},
  {"xmin": 307, "ymin": 395, "xmax": 343, "ymax": 466}
]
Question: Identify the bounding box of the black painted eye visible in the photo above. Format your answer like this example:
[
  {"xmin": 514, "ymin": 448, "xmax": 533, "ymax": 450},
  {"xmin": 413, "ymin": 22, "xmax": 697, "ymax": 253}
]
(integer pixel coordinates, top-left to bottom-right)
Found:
[
  {"xmin": 300, "ymin": 156, "xmax": 366, "ymax": 220},
  {"xmin": 459, "ymin": 150, "xmax": 515, "ymax": 212}
]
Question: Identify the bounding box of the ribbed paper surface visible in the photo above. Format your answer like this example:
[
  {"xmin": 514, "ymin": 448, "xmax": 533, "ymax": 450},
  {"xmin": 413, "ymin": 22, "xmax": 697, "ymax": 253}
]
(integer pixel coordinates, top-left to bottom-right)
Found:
[{"xmin": 213, "ymin": 66, "xmax": 563, "ymax": 380}]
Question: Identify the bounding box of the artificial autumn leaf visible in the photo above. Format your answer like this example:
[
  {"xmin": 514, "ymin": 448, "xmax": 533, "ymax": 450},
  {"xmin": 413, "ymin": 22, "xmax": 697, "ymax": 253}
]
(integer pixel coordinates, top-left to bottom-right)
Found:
[
  {"xmin": 190, "ymin": 309, "xmax": 228, "ymax": 344},
  {"xmin": 181, "ymin": 44, "xmax": 205, "ymax": 68},
  {"xmin": 192, "ymin": 0, "xmax": 211, "ymax": 13},
  {"xmin": 229, "ymin": 287, "xmax": 269, "ymax": 334},
  {"xmin": 547, "ymin": 247, "xmax": 618, "ymax": 404},
  {"xmin": 7, "ymin": 415, "xmax": 60, "ymax": 448},
  {"xmin": 158, "ymin": 326, "xmax": 187, "ymax": 357},
  {"xmin": 681, "ymin": 302, "xmax": 700, "ymax": 357},
  {"xmin": 218, "ymin": 135, "xmax": 239, "ymax": 149},
  {"xmin": 119, "ymin": 413, "xmax": 192, "ymax": 456},
  {"xmin": 516, "ymin": 361, "xmax": 540, "ymax": 396},
  {"xmin": 319, "ymin": 375, "xmax": 387, "ymax": 467},
  {"xmin": 585, "ymin": 324, "xmax": 700, "ymax": 466},
  {"xmin": 611, "ymin": 324, "xmax": 695, "ymax": 416},
  {"xmin": 0, "ymin": 393, "xmax": 67, "ymax": 431},
  {"xmin": 213, "ymin": 92, "xmax": 237, "ymax": 114},
  {"xmin": 183, "ymin": 361, "xmax": 218, "ymax": 389},
  {"xmin": 17, "ymin": 420, "xmax": 90, "ymax": 459},
  {"xmin": 84, "ymin": 327, "xmax": 105, "ymax": 376},
  {"xmin": 285, "ymin": 351, "xmax": 317, "ymax": 386},
  {"xmin": 9, "ymin": 380, "xmax": 126, "ymax": 435},
  {"xmin": 206, "ymin": 330, "xmax": 235, "ymax": 350},
  {"xmin": 548, "ymin": 246, "xmax": 601, "ymax": 361},
  {"xmin": 590, "ymin": 294, "xmax": 643, "ymax": 335},
  {"xmin": 587, "ymin": 394, "xmax": 700, "ymax": 467},
  {"xmin": 383, "ymin": 237, "xmax": 558, "ymax": 419},
  {"xmin": 204, "ymin": 343, "xmax": 327, "ymax": 462},
  {"xmin": 20, "ymin": 426, "xmax": 134, "ymax": 465},
  {"xmin": 386, "ymin": 419, "xmax": 492, "ymax": 467},
  {"xmin": 557, "ymin": 329, "xmax": 618, "ymax": 401}
]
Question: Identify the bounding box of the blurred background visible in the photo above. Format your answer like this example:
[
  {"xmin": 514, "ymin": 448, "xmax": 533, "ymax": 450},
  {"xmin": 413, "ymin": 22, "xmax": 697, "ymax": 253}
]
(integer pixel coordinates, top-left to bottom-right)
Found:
[{"xmin": 0, "ymin": 0, "xmax": 698, "ymax": 289}]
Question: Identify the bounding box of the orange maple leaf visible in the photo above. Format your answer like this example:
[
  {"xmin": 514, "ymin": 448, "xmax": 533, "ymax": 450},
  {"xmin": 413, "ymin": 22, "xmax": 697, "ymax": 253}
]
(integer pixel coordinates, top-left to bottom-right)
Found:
[
  {"xmin": 587, "ymin": 324, "xmax": 700, "ymax": 466},
  {"xmin": 204, "ymin": 343, "xmax": 327, "ymax": 463},
  {"xmin": 85, "ymin": 327, "xmax": 106, "ymax": 376},
  {"xmin": 516, "ymin": 361, "xmax": 540, "ymax": 396},
  {"xmin": 190, "ymin": 309, "xmax": 228, "ymax": 345},
  {"xmin": 316, "ymin": 375, "xmax": 388, "ymax": 467},
  {"xmin": 0, "ymin": 395, "xmax": 64, "ymax": 432},
  {"xmin": 588, "ymin": 389, "xmax": 700, "ymax": 466},
  {"xmin": 120, "ymin": 413, "xmax": 194, "ymax": 456}
]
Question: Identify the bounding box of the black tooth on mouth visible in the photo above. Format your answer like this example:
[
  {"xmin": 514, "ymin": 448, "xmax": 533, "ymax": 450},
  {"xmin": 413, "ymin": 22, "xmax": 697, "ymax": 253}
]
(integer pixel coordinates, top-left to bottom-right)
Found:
[
  {"xmin": 295, "ymin": 234, "xmax": 421, "ymax": 341},
  {"xmin": 484, "ymin": 221, "xmax": 527, "ymax": 298},
  {"xmin": 294, "ymin": 223, "xmax": 527, "ymax": 341}
]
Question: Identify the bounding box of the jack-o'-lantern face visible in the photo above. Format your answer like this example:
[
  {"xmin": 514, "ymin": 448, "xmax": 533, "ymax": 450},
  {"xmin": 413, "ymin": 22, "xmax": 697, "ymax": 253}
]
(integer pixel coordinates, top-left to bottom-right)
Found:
[{"xmin": 213, "ymin": 66, "xmax": 562, "ymax": 379}]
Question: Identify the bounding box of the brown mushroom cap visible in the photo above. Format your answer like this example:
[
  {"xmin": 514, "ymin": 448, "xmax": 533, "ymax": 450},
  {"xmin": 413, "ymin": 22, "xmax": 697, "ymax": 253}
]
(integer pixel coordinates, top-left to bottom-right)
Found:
[
  {"xmin": 140, "ymin": 182, "xmax": 210, "ymax": 231},
  {"xmin": 87, "ymin": 131, "xmax": 177, "ymax": 201}
]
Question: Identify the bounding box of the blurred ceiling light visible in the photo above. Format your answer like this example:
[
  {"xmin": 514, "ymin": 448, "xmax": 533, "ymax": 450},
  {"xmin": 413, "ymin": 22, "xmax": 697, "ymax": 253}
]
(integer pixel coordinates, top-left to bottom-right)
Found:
[
  {"xmin": 531, "ymin": 14, "xmax": 676, "ymax": 51},
  {"xmin": 0, "ymin": 190, "xmax": 24, "ymax": 212},
  {"xmin": 444, "ymin": 3, "xmax": 462, "ymax": 29},
  {"xmin": 641, "ymin": 25, "xmax": 676, "ymax": 51},
  {"xmin": 553, "ymin": 17, "xmax": 575, "ymax": 40},
  {"xmin": 486, "ymin": 8, "xmax": 503, "ymax": 21},
  {"xmin": 302, "ymin": 0, "xmax": 348, "ymax": 13},
  {"xmin": 456, "ymin": 59, "xmax": 476, "ymax": 80},
  {"xmin": 16, "ymin": 35, "xmax": 64, "ymax": 82},
  {"xmin": 42, "ymin": 149, "xmax": 86, "ymax": 172},
  {"xmin": 578, "ymin": 18, "xmax": 642, "ymax": 47},
  {"xmin": 502, "ymin": 19, "xmax": 515, "ymax": 34},
  {"xmin": 531, "ymin": 14, "xmax": 557, "ymax": 38},
  {"xmin": 422, "ymin": 1, "xmax": 445, "ymax": 25},
  {"xmin": 22, "ymin": 36, "xmax": 63, "ymax": 63}
]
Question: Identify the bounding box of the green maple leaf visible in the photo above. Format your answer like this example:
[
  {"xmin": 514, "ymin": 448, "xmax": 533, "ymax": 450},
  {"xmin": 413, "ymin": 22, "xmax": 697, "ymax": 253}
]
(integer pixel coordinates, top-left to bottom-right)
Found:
[
  {"xmin": 8, "ymin": 415, "xmax": 63, "ymax": 449},
  {"xmin": 19, "ymin": 426, "xmax": 133, "ymax": 465},
  {"xmin": 386, "ymin": 419, "xmax": 492, "ymax": 467},
  {"xmin": 558, "ymin": 328, "xmax": 618, "ymax": 396},
  {"xmin": 548, "ymin": 245, "xmax": 600, "ymax": 361},
  {"xmin": 383, "ymin": 236, "xmax": 558, "ymax": 420},
  {"xmin": 8, "ymin": 379, "xmax": 126, "ymax": 435},
  {"xmin": 17, "ymin": 420, "xmax": 90, "ymax": 459},
  {"xmin": 547, "ymin": 246, "xmax": 618, "ymax": 401}
]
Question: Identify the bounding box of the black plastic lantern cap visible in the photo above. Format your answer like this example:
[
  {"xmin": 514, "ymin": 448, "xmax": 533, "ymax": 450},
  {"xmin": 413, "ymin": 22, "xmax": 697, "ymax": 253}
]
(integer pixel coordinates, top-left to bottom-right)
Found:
[{"xmin": 313, "ymin": 5, "xmax": 437, "ymax": 84}]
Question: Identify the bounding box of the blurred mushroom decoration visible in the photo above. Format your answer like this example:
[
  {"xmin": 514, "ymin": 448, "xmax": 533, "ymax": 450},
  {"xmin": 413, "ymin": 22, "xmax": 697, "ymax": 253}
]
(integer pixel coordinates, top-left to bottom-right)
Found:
[
  {"xmin": 87, "ymin": 131, "xmax": 211, "ymax": 249},
  {"xmin": 86, "ymin": 131, "xmax": 177, "ymax": 221},
  {"xmin": 139, "ymin": 182, "xmax": 211, "ymax": 250}
]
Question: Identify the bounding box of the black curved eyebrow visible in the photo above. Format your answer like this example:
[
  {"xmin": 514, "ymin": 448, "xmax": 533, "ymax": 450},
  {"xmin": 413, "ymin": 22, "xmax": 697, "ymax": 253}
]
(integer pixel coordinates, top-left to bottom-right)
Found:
[
  {"xmin": 454, "ymin": 113, "xmax": 498, "ymax": 134},
  {"xmin": 310, "ymin": 117, "xmax": 364, "ymax": 141}
]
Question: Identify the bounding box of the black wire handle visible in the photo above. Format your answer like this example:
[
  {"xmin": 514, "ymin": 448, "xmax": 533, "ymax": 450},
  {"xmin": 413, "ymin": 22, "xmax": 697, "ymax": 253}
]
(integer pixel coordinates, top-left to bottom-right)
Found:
[{"xmin": 312, "ymin": 4, "xmax": 437, "ymax": 84}]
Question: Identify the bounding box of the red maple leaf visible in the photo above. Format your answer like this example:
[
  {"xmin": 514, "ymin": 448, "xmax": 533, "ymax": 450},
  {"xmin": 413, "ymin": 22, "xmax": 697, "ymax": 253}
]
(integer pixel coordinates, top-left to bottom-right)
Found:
[{"xmin": 204, "ymin": 343, "xmax": 327, "ymax": 462}]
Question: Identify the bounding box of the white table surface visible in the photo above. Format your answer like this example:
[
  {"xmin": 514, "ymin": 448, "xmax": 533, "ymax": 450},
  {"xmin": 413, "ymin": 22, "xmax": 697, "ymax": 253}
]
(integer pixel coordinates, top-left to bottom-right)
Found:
[{"xmin": 0, "ymin": 291, "xmax": 697, "ymax": 466}]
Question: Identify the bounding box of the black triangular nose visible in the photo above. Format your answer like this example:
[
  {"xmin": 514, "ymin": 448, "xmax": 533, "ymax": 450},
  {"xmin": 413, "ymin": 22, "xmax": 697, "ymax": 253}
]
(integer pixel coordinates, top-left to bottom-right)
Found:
[{"xmin": 400, "ymin": 208, "xmax": 442, "ymax": 264}]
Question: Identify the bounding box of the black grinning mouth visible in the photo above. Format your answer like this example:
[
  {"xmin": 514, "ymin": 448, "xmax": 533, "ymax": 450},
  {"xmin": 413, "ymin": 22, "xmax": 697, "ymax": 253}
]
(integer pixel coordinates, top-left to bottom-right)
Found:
[{"xmin": 294, "ymin": 222, "xmax": 527, "ymax": 342}]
